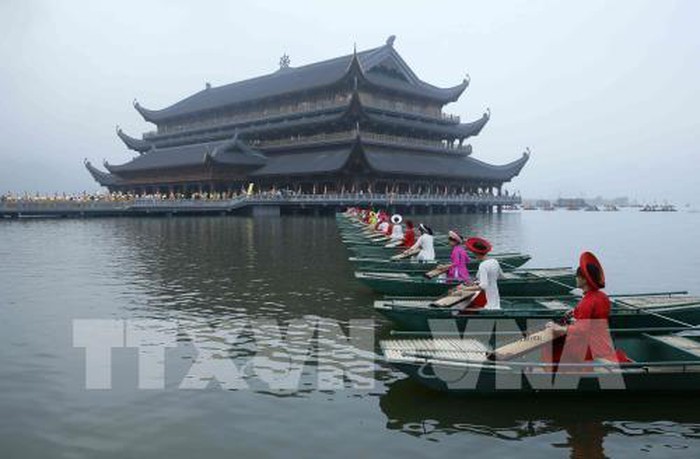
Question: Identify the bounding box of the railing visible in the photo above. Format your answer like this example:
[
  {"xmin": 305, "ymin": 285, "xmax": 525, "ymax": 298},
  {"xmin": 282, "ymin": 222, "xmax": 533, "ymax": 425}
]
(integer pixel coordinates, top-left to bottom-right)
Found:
[
  {"xmin": 360, "ymin": 132, "xmax": 471, "ymax": 153},
  {"xmin": 142, "ymin": 93, "xmax": 463, "ymax": 141},
  {"xmin": 1, "ymin": 193, "xmax": 521, "ymax": 215},
  {"xmin": 252, "ymin": 130, "xmax": 471, "ymax": 153},
  {"xmin": 252, "ymin": 130, "xmax": 357, "ymax": 148},
  {"xmin": 145, "ymin": 97, "xmax": 351, "ymax": 138},
  {"xmin": 360, "ymin": 96, "xmax": 460, "ymax": 123}
]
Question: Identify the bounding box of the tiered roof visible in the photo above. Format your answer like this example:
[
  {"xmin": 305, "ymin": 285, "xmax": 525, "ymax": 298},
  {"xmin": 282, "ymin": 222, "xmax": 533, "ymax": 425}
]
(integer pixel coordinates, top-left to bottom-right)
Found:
[
  {"xmin": 86, "ymin": 36, "xmax": 529, "ymax": 188},
  {"xmin": 133, "ymin": 37, "xmax": 468, "ymax": 124}
]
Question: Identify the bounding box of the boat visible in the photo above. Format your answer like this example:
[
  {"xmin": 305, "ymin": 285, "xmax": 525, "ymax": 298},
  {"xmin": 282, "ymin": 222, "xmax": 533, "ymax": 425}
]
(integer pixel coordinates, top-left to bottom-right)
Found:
[
  {"xmin": 341, "ymin": 234, "xmax": 449, "ymax": 247},
  {"xmin": 381, "ymin": 329, "xmax": 700, "ymax": 394},
  {"xmin": 374, "ymin": 292, "xmax": 700, "ymax": 331},
  {"xmin": 348, "ymin": 253, "xmax": 532, "ymax": 274},
  {"xmin": 347, "ymin": 244, "xmax": 489, "ymax": 259},
  {"xmin": 640, "ymin": 204, "xmax": 678, "ymax": 212},
  {"xmin": 356, "ymin": 268, "xmax": 576, "ymax": 297}
]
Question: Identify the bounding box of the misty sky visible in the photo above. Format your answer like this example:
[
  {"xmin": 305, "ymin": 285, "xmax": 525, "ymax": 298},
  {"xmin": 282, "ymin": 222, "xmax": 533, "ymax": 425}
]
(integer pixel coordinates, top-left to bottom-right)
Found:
[{"xmin": 1, "ymin": 0, "xmax": 698, "ymax": 204}]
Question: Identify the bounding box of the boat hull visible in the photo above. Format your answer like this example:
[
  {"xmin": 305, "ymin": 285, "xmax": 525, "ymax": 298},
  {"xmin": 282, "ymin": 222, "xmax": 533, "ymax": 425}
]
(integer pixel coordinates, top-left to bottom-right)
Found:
[
  {"xmin": 349, "ymin": 254, "xmax": 532, "ymax": 274},
  {"xmin": 375, "ymin": 299, "xmax": 700, "ymax": 332},
  {"xmin": 356, "ymin": 271, "xmax": 576, "ymax": 297},
  {"xmin": 389, "ymin": 360, "xmax": 700, "ymax": 394}
]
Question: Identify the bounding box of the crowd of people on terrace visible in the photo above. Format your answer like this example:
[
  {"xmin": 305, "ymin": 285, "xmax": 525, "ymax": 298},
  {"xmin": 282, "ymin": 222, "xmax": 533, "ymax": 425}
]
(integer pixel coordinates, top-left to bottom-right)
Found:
[{"xmin": 1, "ymin": 187, "xmax": 519, "ymax": 205}]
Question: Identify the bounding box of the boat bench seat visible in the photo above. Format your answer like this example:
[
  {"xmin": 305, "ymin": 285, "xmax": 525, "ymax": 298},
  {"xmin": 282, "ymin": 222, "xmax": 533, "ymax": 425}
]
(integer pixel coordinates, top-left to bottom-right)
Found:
[
  {"xmin": 652, "ymin": 335, "xmax": 700, "ymax": 358},
  {"xmin": 615, "ymin": 295, "xmax": 700, "ymax": 308},
  {"xmin": 538, "ymin": 300, "xmax": 570, "ymax": 311},
  {"xmin": 382, "ymin": 338, "xmax": 490, "ymax": 362}
]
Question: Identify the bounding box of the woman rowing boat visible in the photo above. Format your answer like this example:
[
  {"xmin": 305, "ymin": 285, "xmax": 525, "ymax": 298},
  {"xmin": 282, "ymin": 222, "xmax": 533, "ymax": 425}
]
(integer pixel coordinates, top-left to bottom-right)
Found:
[
  {"xmin": 401, "ymin": 220, "xmax": 416, "ymax": 248},
  {"xmin": 437, "ymin": 230, "xmax": 470, "ymax": 282},
  {"xmin": 397, "ymin": 223, "xmax": 435, "ymax": 261},
  {"xmin": 450, "ymin": 237, "xmax": 503, "ymax": 309},
  {"xmin": 389, "ymin": 214, "xmax": 404, "ymax": 242},
  {"xmin": 543, "ymin": 252, "xmax": 631, "ymax": 366}
]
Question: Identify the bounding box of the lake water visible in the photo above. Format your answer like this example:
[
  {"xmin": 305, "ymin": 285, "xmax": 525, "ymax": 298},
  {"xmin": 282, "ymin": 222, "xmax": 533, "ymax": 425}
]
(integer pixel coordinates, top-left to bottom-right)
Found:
[{"xmin": 1, "ymin": 210, "xmax": 700, "ymax": 458}]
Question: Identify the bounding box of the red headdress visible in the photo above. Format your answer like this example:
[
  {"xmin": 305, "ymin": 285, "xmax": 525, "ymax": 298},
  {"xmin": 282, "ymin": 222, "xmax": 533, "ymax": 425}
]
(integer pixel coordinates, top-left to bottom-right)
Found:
[
  {"xmin": 466, "ymin": 237, "xmax": 492, "ymax": 256},
  {"xmin": 579, "ymin": 251, "xmax": 605, "ymax": 290}
]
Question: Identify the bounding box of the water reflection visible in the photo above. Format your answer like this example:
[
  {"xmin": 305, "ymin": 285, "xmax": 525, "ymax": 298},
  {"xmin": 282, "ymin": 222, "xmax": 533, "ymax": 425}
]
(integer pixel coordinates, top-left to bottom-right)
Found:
[
  {"xmin": 104, "ymin": 216, "xmax": 375, "ymax": 321},
  {"xmin": 380, "ymin": 377, "xmax": 700, "ymax": 455},
  {"xmin": 2, "ymin": 212, "xmax": 700, "ymax": 457}
]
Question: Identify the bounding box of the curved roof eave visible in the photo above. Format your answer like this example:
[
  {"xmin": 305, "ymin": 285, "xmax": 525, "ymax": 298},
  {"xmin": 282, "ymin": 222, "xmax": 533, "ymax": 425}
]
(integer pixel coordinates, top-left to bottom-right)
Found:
[
  {"xmin": 116, "ymin": 126, "xmax": 152, "ymax": 153},
  {"xmin": 363, "ymin": 110, "xmax": 488, "ymax": 139},
  {"xmin": 360, "ymin": 144, "xmax": 530, "ymax": 181},
  {"xmin": 84, "ymin": 160, "xmax": 121, "ymax": 186}
]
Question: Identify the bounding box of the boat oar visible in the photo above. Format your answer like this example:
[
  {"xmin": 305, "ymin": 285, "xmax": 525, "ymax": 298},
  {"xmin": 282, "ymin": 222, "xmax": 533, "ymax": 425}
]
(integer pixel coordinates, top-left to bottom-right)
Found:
[
  {"xmin": 499, "ymin": 260, "xmax": 698, "ymax": 330},
  {"xmin": 391, "ymin": 249, "xmax": 417, "ymax": 261},
  {"xmin": 424, "ymin": 265, "xmax": 450, "ymax": 279},
  {"xmin": 611, "ymin": 297, "xmax": 696, "ymax": 329},
  {"xmin": 431, "ymin": 291, "xmax": 478, "ymax": 308},
  {"xmin": 500, "ymin": 261, "xmax": 576, "ymax": 293}
]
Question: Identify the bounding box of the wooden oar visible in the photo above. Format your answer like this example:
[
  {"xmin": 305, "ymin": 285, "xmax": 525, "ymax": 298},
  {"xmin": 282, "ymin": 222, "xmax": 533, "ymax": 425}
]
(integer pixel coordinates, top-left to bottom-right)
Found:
[
  {"xmin": 391, "ymin": 249, "xmax": 417, "ymax": 260},
  {"xmin": 424, "ymin": 265, "xmax": 450, "ymax": 279},
  {"xmin": 431, "ymin": 291, "xmax": 477, "ymax": 308},
  {"xmin": 488, "ymin": 328, "xmax": 557, "ymax": 361},
  {"xmin": 500, "ymin": 260, "xmax": 698, "ymax": 330},
  {"xmin": 612, "ymin": 298, "xmax": 696, "ymax": 329},
  {"xmin": 370, "ymin": 235, "xmax": 390, "ymax": 242},
  {"xmin": 500, "ymin": 261, "xmax": 575, "ymax": 292}
]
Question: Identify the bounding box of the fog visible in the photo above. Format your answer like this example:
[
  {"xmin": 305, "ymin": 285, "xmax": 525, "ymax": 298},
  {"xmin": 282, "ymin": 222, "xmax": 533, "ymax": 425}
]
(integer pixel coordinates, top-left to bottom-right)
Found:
[{"xmin": 1, "ymin": 0, "xmax": 698, "ymax": 205}]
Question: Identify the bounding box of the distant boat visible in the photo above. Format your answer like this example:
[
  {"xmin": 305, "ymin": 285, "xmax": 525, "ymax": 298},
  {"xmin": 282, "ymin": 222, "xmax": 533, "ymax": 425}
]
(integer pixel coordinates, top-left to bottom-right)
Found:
[
  {"xmin": 603, "ymin": 205, "xmax": 619, "ymax": 212},
  {"xmin": 584, "ymin": 205, "xmax": 600, "ymax": 212},
  {"xmin": 641, "ymin": 204, "xmax": 677, "ymax": 212}
]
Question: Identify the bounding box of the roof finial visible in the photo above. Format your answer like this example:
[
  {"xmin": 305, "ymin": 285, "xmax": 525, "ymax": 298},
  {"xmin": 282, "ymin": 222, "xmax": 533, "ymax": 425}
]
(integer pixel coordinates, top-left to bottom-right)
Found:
[
  {"xmin": 205, "ymin": 82, "xmax": 211, "ymax": 90},
  {"xmin": 279, "ymin": 53, "xmax": 291, "ymax": 69},
  {"xmin": 353, "ymin": 42, "xmax": 357, "ymax": 55},
  {"xmin": 386, "ymin": 35, "xmax": 396, "ymax": 47}
]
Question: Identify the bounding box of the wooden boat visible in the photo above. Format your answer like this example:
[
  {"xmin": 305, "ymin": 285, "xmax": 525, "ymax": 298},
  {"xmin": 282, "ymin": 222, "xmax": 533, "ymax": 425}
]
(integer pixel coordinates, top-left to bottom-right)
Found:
[
  {"xmin": 339, "ymin": 230, "xmax": 450, "ymax": 246},
  {"xmin": 374, "ymin": 292, "xmax": 700, "ymax": 331},
  {"xmin": 346, "ymin": 244, "xmax": 459, "ymax": 258},
  {"xmin": 356, "ymin": 268, "xmax": 576, "ymax": 297},
  {"xmin": 381, "ymin": 330, "xmax": 700, "ymax": 394},
  {"xmin": 348, "ymin": 253, "xmax": 531, "ymax": 274}
]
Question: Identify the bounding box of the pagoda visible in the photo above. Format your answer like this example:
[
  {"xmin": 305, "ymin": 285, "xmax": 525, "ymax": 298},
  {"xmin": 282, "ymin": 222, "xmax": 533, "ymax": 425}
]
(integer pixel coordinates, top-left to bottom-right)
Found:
[{"xmin": 85, "ymin": 36, "xmax": 529, "ymax": 196}]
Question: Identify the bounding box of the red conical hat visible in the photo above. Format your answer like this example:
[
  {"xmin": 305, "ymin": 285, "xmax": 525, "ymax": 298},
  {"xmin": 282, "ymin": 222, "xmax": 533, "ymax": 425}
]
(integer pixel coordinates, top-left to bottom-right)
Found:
[
  {"xmin": 466, "ymin": 237, "xmax": 492, "ymax": 255},
  {"xmin": 579, "ymin": 251, "xmax": 605, "ymax": 290}
]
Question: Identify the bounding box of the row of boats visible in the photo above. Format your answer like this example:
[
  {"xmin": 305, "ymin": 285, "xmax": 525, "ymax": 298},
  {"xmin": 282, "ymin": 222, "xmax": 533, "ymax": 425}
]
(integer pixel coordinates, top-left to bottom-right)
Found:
[{"xmin": 337, "ymin": 210, "xmax": 700, "ymax": 394}]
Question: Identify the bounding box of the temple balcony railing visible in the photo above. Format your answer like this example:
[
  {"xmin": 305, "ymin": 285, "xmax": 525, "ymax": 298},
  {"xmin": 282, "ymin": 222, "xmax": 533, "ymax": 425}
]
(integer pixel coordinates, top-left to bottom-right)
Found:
[
  {"xmin": 142, "ymin": 96, "xmax": 463, "ymax": 140},
  {"xmin": 0, "ymin": 193, "xmax": 522, "ymax": 214},
  {"xmin": 360, "ymin": 96, "xmax": 461, "ymax": 124},
  {"xmin": 252, "ymin": 130, "xmax": 472, "ymax": 153},
  {"xmin": 252, "ymin": 130, "xmax": 357, "ymax": 149},
  {"xmin": 249, "ymin": 193, "xmax": 522, "ymax": 205},
  {"xmin": 128, "ymin": 193, "xmax": 521, "ymax": 206},
  {"xmin": 144, "ymin": 96, "xmax": 352, "ymax": 139},
  {"xmin": 359, "ymin": 132, "xmax": 471, "ymax": 154}
]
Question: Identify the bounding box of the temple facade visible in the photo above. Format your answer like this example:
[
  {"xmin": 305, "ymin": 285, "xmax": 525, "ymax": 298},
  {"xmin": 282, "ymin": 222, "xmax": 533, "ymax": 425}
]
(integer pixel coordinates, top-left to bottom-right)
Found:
[{"xmin": 85, "ymin": 36, "xmax": 529, "ymax": 196}]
